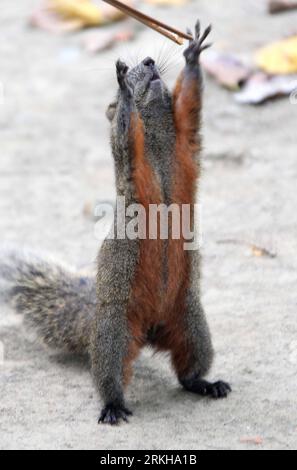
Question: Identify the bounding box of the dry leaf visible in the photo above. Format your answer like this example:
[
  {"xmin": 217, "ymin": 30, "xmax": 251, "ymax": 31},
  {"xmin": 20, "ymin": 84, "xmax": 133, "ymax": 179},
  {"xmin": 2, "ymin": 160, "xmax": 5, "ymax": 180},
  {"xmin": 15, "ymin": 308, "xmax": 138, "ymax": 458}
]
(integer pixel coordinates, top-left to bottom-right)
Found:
[
  {"xmin": 201, "ymin": 50, "xmax": 251, "ymax": 90},
  {"xmin": 84, "ymin": 29, "xmax": 134, "ymax": 53},
  {"xmin": 269, "ymin": 0, "xmax": 297, "ymax": 14},
  {"xmin": 30, "ymin": 6, "xmax": 84, "ymax": 32},
  {"xmin": 201, "ymin": 36, "xmax": 297, "ymax": 104},
  {"xmin": 256, "ymin": 36, "xmax": 297, "ymax": 75},
  {"xmin": 235, "ymin": 72, "xmax": 297, "ymax": 104},
  {"xmin": 240, "ymin": 436, "xmax": 263, "ymax": 445},
  {"xmin": 50, "ymin": 0, "xmax": 102, "ymax": 25},
  {"xmin": 48, "ymin": 0, "xmax": 133, "ymax": 28}
]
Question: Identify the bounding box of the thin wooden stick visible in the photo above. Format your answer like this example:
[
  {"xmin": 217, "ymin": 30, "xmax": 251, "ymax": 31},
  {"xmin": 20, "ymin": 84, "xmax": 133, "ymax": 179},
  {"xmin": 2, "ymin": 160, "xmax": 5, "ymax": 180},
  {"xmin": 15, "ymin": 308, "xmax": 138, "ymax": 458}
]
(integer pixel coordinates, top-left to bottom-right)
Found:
[{"xmin": 102, "ymin": 0, "xmax": 192, "ymax": 45}]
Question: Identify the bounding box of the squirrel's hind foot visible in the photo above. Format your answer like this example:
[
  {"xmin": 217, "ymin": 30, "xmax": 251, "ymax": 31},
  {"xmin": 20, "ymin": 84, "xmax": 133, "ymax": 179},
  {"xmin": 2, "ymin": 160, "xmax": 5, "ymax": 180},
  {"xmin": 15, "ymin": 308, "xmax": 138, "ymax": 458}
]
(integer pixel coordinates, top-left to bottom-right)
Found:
[
  {"xmin": 181, "ymin": 377, "xmax": 232, "ymax": 399},
  {"xmin": 98, "ymin": 403, "xmax": 132, "ymax": 425}
]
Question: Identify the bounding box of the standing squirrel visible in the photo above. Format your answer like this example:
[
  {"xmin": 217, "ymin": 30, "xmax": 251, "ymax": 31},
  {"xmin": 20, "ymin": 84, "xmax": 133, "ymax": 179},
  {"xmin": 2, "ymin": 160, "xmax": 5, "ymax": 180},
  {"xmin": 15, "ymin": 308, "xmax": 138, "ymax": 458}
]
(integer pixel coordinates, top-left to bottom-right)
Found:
[{"xmin": 0, "ymin": 21, "xmax": 231, "ymax": 425}]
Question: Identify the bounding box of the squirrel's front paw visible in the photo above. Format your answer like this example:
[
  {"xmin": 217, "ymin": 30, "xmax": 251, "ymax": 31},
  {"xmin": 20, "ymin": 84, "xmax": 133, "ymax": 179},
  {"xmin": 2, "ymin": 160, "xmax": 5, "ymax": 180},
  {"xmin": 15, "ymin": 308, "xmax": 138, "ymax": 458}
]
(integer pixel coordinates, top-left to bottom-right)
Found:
[
  {"xmin": 98, "ymin": 402, "xmax": 132, "ymax": 425},
  {"xmin": 184, "ymin": 21, "xmax": 212, "ymax": 66},
  {"xmin": 116, "ymin": 60, "xmax": 131, "ymax": 92}
]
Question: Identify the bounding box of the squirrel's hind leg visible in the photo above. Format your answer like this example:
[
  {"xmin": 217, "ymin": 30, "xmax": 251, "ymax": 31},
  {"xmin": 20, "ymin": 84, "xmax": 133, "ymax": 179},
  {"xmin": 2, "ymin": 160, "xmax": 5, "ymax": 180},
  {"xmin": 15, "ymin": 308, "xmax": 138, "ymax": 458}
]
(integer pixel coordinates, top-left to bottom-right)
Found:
[
  {"xmin": 92, "ymin": 238, "xmax": 140, "ymax": 425},
  {"xmin": 169, "ymin": 268, "xmax": 232, "ymax": 400},
  {"xmin": 93, "ymin": 320, "xmax": 142, "ymax": 426},
  {"xmin": 171, "ymin": 292, "xmax": 232, "ymax": 399}
]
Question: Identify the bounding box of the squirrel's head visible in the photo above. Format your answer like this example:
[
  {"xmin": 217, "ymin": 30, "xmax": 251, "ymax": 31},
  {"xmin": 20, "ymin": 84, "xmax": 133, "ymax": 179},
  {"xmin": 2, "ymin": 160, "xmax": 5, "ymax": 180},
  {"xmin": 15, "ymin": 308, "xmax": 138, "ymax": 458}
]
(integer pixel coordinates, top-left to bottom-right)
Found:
[
  {"xmin": 106, "ymin": 57, "xmax": 171, "ymax": 123},
  {"xmin": 127, "ymin": 57, "xmax": 170, "ymax": 107}
]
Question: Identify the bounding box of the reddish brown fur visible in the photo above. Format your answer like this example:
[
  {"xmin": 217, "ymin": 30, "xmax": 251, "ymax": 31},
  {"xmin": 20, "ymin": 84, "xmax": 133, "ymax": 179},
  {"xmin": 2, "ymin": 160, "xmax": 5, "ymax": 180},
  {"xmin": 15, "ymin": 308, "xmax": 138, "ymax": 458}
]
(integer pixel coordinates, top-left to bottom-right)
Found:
[
  {"xmin": 124, "ymin": 112, "xmax": 163, "ymax": 384},
  {"xmin": 159, "ymin": 72, "xmax": 200, "ymax": 377},
  {"xmin": 124, "ymin": 73, "xmax": 201, "ymax": 384}
]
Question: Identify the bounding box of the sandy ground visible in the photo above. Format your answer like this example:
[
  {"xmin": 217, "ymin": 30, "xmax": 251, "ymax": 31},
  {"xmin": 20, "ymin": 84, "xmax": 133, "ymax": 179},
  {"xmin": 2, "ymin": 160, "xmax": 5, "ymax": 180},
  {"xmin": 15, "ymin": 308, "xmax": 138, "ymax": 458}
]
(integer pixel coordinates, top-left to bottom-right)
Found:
[{"xmin": 0, "ymin": 0, "xmax": 297, "ymax": 450}]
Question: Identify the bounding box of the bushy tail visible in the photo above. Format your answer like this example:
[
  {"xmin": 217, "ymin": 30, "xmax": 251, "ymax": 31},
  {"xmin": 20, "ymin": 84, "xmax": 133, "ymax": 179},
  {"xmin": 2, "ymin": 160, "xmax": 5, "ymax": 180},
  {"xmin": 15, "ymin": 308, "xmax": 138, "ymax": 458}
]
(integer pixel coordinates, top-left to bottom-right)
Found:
[{"xmin": 0, "ymin": 248, "xmax": 96, "ymax": 354}]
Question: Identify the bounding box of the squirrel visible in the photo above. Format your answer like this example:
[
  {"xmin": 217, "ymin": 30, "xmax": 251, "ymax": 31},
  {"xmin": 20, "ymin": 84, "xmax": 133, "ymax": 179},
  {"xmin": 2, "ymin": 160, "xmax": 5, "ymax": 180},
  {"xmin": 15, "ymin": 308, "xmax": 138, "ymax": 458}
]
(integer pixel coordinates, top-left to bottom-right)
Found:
[{"xmin": 0, "ymin": 20, "xmax": 231, "ymax": 425}]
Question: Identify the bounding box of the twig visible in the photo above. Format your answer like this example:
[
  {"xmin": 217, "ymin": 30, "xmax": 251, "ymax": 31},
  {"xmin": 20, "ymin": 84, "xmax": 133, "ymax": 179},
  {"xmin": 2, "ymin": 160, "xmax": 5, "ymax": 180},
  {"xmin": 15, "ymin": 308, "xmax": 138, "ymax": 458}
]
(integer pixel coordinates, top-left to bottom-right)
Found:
[
  {"xmin": 102, "ymin": 0, "xmax": 192, "ymax": 45},
  {"xmin": 217, "ymin": 238, "xmax": 277, "ymax": 259}
]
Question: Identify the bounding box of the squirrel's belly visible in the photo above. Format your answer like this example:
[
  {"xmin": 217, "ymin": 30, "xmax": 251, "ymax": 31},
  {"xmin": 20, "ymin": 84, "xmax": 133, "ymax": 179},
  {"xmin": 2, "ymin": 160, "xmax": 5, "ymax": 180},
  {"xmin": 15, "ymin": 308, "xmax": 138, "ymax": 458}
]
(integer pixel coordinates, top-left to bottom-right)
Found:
[
  {"xmin": 127, "ymin": 234, "xmax": 189, "ymax": 340},
  {"xmin": 127, "ymin": 113, "xmax": 193, "ymax": 336}
]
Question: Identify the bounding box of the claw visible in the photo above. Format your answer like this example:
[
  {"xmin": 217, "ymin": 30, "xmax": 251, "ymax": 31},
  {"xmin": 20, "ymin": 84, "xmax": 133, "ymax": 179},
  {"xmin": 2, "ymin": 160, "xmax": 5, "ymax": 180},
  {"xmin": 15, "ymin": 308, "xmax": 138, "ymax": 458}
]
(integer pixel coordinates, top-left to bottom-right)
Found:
[
  {"xmin": 199, "ymin": 24, "xmax": 212, "ymax": 46},
  {"xmin": 209, "ymin": 381, "xmax": 232, "ymax": 399},
  {"xmin": 98, "ymin": 403, "xmax": 132, "ymax": 426},
  {"xmin": 200, "ymin": 43, "xmax": 212, "ymax": 53},
  {"xmin": 195, "ymin": 20, "xmax": 201, "ymax": 41}
]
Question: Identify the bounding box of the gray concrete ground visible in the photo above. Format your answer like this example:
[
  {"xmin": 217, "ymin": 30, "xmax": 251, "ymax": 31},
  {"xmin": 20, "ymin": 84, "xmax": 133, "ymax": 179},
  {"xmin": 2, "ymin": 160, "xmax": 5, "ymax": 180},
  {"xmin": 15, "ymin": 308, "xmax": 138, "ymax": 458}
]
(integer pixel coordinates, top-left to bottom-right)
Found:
[{"xmin": 0, "ymin": 0, "xmax": 297, "ymax": 450}]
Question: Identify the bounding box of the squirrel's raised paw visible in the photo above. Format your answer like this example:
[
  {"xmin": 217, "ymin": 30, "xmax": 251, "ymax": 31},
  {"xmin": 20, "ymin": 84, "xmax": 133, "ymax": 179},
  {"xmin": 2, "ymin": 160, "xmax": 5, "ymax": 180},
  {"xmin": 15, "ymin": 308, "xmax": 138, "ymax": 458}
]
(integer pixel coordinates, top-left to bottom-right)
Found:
[
  {"xmin": 98, "ymin": 403, "xmax": 132, "ymax": 425},
  {"xmin": 116, "ymin": 60, "xmax": 130, "ymax": 91},
  {"xmin": 184, "ymin": 21, "xmax": 212, "ymax": 65}
]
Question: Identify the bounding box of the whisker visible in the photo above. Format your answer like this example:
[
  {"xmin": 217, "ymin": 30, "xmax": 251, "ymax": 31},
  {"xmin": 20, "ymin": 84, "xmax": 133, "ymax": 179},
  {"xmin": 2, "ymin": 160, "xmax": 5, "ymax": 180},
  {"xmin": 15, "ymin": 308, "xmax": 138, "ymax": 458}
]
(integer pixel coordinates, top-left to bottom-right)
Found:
[
  {"xmin": 156, "ymin": 39, "xmax": 168, "ymax": 68},
  {"xmin": 159, "ymin": 42, "xmax": 179, "ymax": 68},
  {"xmin": 157, "ymin": 43, "xmax": 181, "ymax": 76}
]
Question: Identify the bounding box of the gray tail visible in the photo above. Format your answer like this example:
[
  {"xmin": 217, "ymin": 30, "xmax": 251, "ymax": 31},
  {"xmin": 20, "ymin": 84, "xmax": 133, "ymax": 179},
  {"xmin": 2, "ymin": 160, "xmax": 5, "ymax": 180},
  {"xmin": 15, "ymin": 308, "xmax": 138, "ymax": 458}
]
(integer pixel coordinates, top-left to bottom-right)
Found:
[{"xmin": 0, "ymin": 247, "xmax": 96, "ymax": 354}]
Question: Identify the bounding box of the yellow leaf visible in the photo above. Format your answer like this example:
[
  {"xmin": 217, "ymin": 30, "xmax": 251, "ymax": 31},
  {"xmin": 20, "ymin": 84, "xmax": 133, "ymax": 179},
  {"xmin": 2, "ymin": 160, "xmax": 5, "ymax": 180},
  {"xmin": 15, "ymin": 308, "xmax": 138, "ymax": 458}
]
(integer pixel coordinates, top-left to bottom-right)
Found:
[
  {"xmin": 50, "ymin": 0, "xmax": 102, "ymax": 25},
  {"xmin": 256, "ymin": 36, "xmax": 297, "ymax": 74},
  {"xmin": 49, "ymin": 0, "xmax": 127, "ymax": 27}
]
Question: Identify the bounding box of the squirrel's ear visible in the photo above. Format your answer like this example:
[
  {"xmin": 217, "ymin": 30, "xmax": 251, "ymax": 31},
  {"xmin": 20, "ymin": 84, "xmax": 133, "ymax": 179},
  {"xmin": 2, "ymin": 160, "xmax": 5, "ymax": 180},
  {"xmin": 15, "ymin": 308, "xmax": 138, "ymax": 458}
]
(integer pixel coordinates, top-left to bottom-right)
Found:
[{"xmin": 106, "ymin": 102, "xmax": 117, "ymax": 122}]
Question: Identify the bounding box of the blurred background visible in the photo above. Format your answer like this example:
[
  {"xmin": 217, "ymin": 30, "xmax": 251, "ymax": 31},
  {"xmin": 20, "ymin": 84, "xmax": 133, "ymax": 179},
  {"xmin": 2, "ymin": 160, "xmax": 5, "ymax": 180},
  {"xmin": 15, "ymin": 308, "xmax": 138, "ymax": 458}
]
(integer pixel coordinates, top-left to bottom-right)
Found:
[{"xmin": 0, "ymin": 0, "xmax": 297, "ymax": 450}]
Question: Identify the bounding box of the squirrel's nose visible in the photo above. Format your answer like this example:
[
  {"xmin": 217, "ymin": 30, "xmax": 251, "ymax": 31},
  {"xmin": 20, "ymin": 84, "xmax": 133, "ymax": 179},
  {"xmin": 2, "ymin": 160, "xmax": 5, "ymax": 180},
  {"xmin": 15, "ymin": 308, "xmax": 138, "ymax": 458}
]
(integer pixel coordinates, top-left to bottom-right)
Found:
[{"xmin": 143, "ymin": 57, "xmax": 155, "ymax": 67}]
